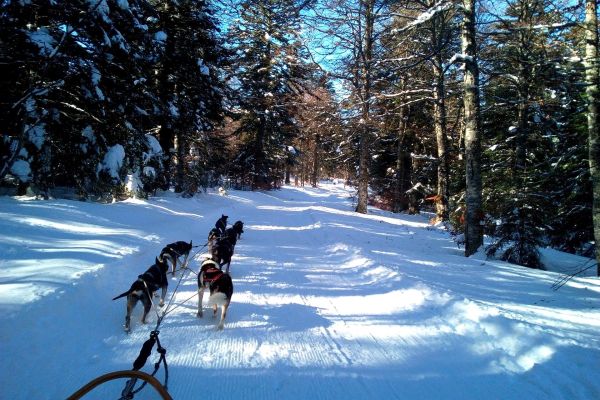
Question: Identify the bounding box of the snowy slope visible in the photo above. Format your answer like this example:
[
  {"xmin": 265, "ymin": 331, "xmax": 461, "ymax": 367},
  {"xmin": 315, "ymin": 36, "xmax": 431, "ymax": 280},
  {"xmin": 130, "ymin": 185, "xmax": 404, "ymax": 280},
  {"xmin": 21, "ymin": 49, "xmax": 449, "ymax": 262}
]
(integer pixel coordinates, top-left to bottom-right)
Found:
[{"xmin": 1, "ymin": 183, "xmax": 599, "ymax": 399}]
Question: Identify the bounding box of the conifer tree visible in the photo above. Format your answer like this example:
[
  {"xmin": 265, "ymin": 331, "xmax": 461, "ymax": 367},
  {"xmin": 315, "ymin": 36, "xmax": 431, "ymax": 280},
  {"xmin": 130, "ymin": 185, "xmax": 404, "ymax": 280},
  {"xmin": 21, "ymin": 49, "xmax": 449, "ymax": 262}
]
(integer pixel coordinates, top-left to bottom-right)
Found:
[
  {"xmin": 226, "ymin": 0, "xmax": 310, "ymax": 189},
  {"xmin": 152, "ymin": 0, "xmax": 226, "ymax": 194},
  {"xmin": 482, "ymin": 0, "xmax": 576, "ymax": 267}
]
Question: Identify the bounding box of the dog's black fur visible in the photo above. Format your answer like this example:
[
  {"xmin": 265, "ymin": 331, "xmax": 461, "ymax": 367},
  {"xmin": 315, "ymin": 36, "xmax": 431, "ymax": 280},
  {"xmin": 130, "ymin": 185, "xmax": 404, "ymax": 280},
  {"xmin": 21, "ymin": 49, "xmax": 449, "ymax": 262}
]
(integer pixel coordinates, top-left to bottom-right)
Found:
[
  {"xmin": 207, "ymin": 227, "xmax": 220, "ymax": 255},
  {"xmin": 232, "ymin": 220, "xmax": 244, "ymax": 240},
  {"xmin": 112, "ymin": 257, "xmax": 169, "ymax": 333},
  {"xmin": 197, "ymin": 258, "xmax": 233, "ymax": 330},
  {"xmin": 210, "ymin": 236, "xmax": 234, "ymax": 273},
  {"xmin": 215, "ymin": 214, "xmax": 228, "ymax": 235},
  {"xmin": 159, "ymin": 240, "xmax": 192, "ymax": 276}
]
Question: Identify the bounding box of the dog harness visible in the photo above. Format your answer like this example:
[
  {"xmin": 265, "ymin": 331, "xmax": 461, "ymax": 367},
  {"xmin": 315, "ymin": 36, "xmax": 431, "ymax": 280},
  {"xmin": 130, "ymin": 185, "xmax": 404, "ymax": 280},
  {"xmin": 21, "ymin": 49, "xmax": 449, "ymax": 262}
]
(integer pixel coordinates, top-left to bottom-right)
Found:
[{"xmin": 201, "ymin": 259, "xmax": 223, "ymax": 283}]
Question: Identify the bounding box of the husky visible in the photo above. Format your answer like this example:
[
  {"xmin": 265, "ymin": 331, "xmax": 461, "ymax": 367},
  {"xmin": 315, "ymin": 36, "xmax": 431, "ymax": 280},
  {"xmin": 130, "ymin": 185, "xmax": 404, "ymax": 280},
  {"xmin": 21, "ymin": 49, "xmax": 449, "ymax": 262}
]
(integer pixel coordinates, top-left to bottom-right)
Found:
[
  {"xmin": 212, "ymin": 222, "xmax": 243, "ymax": 272},
  {"xmin": 215, "ymin": 214, "xmax": 228, "ymax": 235},
  {"xmin": 207, "ymin": 228, "xmax": 220, "ymax": 256},
  {"xmin": 112, "ymin": 257, "xmax": 169, "ymax": 333},
  {"xmin": 197, "ymin": 258, "xmax": 233, "ymax": 330},
  {"xmin": 159, "ymin": 240, "xmax": 193, "ymax": 276},
  {"xmin": 231, "ymin": 220, "xmax": 244, "ymax": 240},
  {"xmin": 210, "ymin": 234, "xmax": 235, "ymax": 273}
]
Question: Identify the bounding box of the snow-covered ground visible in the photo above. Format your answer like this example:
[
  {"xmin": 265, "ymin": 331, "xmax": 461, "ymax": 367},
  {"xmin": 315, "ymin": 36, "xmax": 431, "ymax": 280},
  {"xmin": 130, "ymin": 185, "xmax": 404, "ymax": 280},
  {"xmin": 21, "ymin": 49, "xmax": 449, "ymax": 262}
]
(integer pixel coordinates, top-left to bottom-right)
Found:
[{"xmin": 1, "ymin": 182, "xmax": 599, "ymax": 399}]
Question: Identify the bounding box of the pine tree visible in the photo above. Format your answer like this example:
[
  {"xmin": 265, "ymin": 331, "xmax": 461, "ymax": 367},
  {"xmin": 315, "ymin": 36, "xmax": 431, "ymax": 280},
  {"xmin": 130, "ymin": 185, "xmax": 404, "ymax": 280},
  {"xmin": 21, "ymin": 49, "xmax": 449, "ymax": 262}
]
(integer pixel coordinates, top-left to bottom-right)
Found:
[
  {"xmin": 1, "ymin": 1, "xmax": 164, "ymax": 199},
  {"xmin": 482, "ymin": 0, "xmax": 576, "ymax": 267},
  {"xmin": 227, "ymin": 0, "xmax": 310, "ymax": 189},
  {"xmin": 152, "ymin": 0, "xmax": 226, "ymax": 195}
]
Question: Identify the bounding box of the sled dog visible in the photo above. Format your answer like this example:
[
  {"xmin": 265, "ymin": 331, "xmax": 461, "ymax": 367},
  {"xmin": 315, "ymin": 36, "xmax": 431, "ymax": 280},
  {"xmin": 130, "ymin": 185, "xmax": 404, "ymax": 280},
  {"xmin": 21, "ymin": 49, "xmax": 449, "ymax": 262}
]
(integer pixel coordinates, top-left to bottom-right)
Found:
[
  {"xmin": 159, "ymin": 240, "xmax": 193, "ymax": 276},
  {"xmin": 112, "ymin": 257, "xmax": 169, "ymax": 333},
  {"xmin": 231, "ymin": 220, "xmax": 244, "ymax": 240},
  {"xmin": 215, "ymin": 214, "xmax": 228, "ymax": 235},
  {"xmin": 197, "ymin": 258, "xmax": 233, "ymax": 330}
]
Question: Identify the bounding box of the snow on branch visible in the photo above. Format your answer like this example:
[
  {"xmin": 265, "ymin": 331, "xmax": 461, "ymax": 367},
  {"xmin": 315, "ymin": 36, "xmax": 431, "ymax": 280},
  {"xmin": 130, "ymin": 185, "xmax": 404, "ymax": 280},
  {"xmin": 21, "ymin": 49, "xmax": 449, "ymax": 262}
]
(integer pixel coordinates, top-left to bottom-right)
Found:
[
  {"xmin": 391, "ymin": 1, "xmax": 454, "ymax": 35},
  {"xmin": 448, "ymin": 53, "xmax": 474, "ymax": 65}
]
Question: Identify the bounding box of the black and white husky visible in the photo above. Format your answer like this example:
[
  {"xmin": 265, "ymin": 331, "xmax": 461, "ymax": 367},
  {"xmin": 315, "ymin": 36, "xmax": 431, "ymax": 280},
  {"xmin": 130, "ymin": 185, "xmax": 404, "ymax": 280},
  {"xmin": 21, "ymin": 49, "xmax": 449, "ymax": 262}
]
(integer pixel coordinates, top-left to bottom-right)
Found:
[
  {"xmin": 112, "ymin": 257, "xmax": 169, "ymax": 333},
  {"xmin": 197, "ymin": 258, "xmax": 233, "ymax": 330},
  {"xmin": 159, "ymin": 240, "xmax": 193, "ymax": 276}
]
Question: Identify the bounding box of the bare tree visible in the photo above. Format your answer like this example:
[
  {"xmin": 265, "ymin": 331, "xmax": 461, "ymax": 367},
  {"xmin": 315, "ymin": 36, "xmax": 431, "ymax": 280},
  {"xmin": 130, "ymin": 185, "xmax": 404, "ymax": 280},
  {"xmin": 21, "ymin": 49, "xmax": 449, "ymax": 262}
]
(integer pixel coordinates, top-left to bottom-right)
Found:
[{"xmin": 308, "ymin": 0, "xmax": 385, "ymax": 213}]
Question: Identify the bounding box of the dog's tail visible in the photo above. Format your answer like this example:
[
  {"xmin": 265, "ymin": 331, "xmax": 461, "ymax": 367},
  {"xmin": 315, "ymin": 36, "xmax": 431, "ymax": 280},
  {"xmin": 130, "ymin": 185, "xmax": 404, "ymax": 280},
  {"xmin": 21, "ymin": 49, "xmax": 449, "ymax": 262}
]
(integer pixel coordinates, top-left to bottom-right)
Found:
[
  {"xmin": 208, "ymin": 292, "xmax": 229, "ymax": 306},
  {"xmin": 112, "ymin": 289, "xmax": 131, "ymax": 301}
]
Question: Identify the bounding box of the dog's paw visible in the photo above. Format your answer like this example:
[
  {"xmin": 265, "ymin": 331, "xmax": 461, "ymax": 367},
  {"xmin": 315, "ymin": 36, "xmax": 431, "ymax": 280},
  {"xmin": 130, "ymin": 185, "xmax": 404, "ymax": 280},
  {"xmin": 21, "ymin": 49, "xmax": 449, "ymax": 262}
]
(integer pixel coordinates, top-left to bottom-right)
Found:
[
  {"xmin": 196, "ymin": 311, "xmax": 203, "ymax": 318},
  {"xmin": 217, "ymin": 323, "xmax": 224, "ymax": 330},
  {"xmin": 159, "ymin": 301, "xmax": 165, "ymax": 307}
]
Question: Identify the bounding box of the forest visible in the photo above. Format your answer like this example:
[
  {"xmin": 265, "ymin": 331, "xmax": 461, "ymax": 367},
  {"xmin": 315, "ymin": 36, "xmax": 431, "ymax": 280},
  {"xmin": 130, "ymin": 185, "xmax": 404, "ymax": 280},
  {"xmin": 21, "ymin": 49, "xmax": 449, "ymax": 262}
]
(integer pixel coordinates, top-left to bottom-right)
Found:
[{"xmin": 1, "ymin": 0, "xmax": 599, "ymax": 273}]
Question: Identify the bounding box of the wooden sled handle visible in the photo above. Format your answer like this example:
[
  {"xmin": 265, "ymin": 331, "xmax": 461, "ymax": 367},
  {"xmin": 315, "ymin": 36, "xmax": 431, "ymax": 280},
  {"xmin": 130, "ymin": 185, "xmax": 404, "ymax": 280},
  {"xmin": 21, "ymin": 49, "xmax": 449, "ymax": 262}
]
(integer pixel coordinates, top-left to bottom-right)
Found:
[{"xmin": 66, "ymin": 369, "xmax": 173, "ymax": 400}]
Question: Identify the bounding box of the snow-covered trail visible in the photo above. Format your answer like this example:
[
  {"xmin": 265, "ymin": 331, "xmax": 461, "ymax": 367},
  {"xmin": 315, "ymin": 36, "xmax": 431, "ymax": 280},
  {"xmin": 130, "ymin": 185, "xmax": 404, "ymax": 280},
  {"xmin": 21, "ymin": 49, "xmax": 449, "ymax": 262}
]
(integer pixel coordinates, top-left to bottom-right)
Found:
[{"xmin": 1, "ymin": 184, "xmax": 600, "ymax": 399}]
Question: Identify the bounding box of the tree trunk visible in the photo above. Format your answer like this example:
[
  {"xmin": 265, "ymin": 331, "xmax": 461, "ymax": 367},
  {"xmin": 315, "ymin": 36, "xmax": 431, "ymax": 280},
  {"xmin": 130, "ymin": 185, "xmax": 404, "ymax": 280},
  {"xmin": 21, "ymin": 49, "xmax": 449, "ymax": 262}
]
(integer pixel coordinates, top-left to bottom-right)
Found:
[
  {"xmin": 356, "ymin": 125, "xmax": 370, "ymax": 213},
  {"xmin": 175, "ymin": 131, "xmax": 186, "ymax": 193},
  {"xmin": 461, "ymin": 0, "xmax": 483, "ymax": 257},
  {"xmin": 585, "ymin": 0, "xmax": 600, "ymax": 275},
  {"xmin": 394, "ymin": 106, "xmax": 407, "ymax": 213},
  {"xmin": 253, "ymin": 115, "xmax": 266, "ymax": 189},
  {"xmin": 433, "ymin": 52, "xmax": 449, "ymax": 221},
  {"xmin": 311, "ymin": 133, "xmax": 319, "ymax": 187},
  {"xmin": 355, "ymin": 0, "xmax": 375, "ymax": 214},
  {"xmin": 158, "ymin": 125, "xmax": 175, "ymax": 190}
]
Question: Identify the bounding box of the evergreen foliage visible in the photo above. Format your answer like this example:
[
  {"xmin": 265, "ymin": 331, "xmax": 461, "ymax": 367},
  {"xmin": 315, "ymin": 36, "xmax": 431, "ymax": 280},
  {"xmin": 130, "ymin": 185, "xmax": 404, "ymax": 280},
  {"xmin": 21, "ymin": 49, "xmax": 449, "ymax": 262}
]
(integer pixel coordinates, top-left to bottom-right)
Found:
[
  {"xmin": 225, "ymin": 0, "xmax": 313, "ymax": 189},
  {"xmin": 1, "ymin": 0, "xmax": 597, "ymax": 269}
]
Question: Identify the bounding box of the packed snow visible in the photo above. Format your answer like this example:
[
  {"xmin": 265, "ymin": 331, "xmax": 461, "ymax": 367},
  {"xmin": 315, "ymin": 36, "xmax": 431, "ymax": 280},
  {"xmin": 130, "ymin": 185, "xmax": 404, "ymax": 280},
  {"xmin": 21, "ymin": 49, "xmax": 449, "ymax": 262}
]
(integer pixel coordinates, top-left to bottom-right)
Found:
[{"xmin": 1, "ymin": 182, "xmax": 599, "ymax": 399}]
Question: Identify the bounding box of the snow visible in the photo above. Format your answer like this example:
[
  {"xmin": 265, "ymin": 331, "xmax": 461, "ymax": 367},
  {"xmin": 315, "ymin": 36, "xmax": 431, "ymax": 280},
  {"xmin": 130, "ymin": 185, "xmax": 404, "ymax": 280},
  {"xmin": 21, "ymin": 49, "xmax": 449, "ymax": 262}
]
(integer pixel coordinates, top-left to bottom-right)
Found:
[
  {"xmin": 155, "ymin": 30, "xmax": 167, "ymax": 43},
  {"xmin": 27, "ymin": 123, "xmax": 46, "ymax": 150},
  {"xmin": 197, "ymin": 59, "xmax": 210, "ymax": 76},
  {"xmin": 1, "ymin": 183, "xmax": 599, "ymax": 399},
  {"xmin": 97, "ymin": 144, "xmax": 125, "ymax": 180},
  {"xmin": 145, "ymin": 134, "xmax": 162, "ymax": 156},
  {"xmin": 9, "ymin": 159, "xmax": 31, "ymax": 182},
  {"xmin": 27, "ymin": 27, "xmax": 56, "ymax": 56}
]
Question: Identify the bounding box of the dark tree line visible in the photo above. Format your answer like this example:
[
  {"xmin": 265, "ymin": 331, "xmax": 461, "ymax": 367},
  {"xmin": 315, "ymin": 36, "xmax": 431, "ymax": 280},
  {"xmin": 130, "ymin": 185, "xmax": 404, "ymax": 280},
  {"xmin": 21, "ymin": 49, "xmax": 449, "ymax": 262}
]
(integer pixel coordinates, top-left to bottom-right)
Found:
[{"xmin": 1, "ymin": 0, "xmax": 599, "ymax": 270}]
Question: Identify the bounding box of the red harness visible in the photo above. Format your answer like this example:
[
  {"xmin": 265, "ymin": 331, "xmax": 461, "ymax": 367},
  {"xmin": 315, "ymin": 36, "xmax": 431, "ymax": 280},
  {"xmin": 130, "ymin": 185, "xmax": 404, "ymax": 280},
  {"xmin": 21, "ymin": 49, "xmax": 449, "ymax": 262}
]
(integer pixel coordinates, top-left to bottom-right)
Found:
[
  {"xmin": 203, "ymin": 267, "xmax": 223, "ymax": 283},
  {"xmin": 200, "ymin": 259, "xmax": 223, "ymax": 284}
]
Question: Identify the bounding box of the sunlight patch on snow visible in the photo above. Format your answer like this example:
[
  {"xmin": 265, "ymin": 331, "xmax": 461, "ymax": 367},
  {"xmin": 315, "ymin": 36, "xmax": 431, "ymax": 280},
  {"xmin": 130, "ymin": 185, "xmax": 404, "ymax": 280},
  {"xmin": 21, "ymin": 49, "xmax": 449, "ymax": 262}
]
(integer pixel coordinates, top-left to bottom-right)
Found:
[
  {"xmin": 325, "ymin": 243, "xmax": 350, "ymax": 254},
  {"xmin": 30, "ymin": 240, "xmax": 138, "ymax": 258},
  {"xmin": 0, "ymin": 258, "xmax": 103, "ymax": 281},
  {"xmin": 494, "ymin": 344, "xmax": 555, "ymax": 373},
  {"xmin": 338, "ymin": 256, "xmax": 372, "ymax": 270},
  {"xmin": 235, "ymin": 287, "xmax": 449, "ymax": 318},
  {"xmin": 560, "ymin": 279, "xmax": 600, "ymax": 293},
  {"xmin": 495, "ymin": 303, "xmax": 600, "ymax": 330},
  {"xmin": 216, "ymin": 193, "xmax": 255, "ymax": 204},
  {"xmin": 0, "ymin": 259, "xmax": 104, "ymax": 311},
  {"xmin": 250, "ymin": 222, "xmax": 322, "ymax": 231},
  {"xmin": 129, "ymin": 201, "xmax": 204, "ymax": 219},
  {"xmin": 3, "ymin": 214, "xmax": 147, "ymax": 238},
  {"xmin": 317, "ymin": 288, "xmax": 449, "ymax": 317},
  {"xmin": 0, "ymin": 283, "xmax": 54, "ymax": 305},
  {"xmin": 406, "ymin": 259, "xmax": 442, "ymax": 267},
  {"xmin": 258, "ymin": 205, "xmax": 428, "ymax": 228}
]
